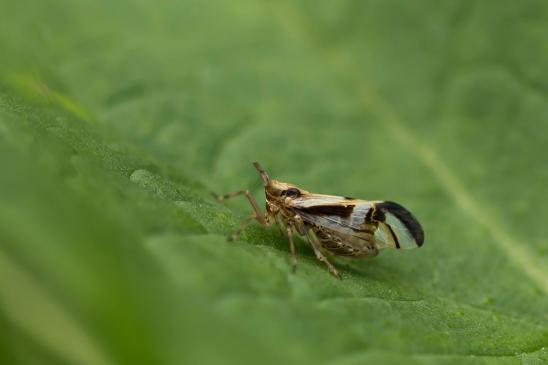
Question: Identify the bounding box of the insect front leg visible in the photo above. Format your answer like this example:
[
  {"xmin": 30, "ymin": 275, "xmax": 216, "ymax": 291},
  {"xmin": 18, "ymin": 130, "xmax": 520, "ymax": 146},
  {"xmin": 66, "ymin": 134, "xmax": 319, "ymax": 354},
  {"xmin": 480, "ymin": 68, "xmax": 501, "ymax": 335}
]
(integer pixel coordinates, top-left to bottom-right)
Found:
[
  {"xmin": 274, "ymin": 214, "xmax": 289, "ymax": 237},
  {"xmin": 214, "ymin": 190, "xmax": 267, "ymax": 225},
  {"xmin": 214, "ymin": 189, "xmax": 269, "ymax": 241},
  {"xmin": 227, "ymin": 213, "xmax": 256, "ymax": 241},
  {"xmin": 305, "ymin": 227, "xmax": 341, "ymax": 280},
  {"xmin": 286, "ymin": 225, "xmax": 298, "ymax": 273}
]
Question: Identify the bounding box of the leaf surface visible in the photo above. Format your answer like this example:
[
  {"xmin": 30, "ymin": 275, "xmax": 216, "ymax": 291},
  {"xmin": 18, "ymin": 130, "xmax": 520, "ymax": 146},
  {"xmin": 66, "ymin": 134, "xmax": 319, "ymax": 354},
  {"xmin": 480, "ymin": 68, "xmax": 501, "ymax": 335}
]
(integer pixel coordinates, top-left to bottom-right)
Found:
[{"xmin": 0, "ymin": 1, "xmax": 547, "ymax": 364}]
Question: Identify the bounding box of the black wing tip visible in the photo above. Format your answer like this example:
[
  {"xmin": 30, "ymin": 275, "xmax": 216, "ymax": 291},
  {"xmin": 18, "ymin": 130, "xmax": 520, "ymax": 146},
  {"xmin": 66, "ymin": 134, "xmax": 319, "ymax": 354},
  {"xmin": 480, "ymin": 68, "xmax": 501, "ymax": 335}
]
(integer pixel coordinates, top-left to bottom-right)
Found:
[{"xmin": 377, "ymin": 201, "xmax": 424, "ymax": 247}]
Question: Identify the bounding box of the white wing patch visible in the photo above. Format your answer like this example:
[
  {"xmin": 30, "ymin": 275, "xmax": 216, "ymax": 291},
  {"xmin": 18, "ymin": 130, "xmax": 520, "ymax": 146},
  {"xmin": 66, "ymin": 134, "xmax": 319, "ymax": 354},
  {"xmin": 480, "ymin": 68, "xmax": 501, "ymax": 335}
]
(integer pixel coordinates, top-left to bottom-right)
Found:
[
  {"xmin": 384, "ymin": 212, "xmax": 418, "ymax": 249},
  {"xmin": 290, "ymin": 194, "xmax": 354, "ymax": 208},
  {"xmin": 374, "ymin": 223, "xmax": 398, "ymax": 249}
]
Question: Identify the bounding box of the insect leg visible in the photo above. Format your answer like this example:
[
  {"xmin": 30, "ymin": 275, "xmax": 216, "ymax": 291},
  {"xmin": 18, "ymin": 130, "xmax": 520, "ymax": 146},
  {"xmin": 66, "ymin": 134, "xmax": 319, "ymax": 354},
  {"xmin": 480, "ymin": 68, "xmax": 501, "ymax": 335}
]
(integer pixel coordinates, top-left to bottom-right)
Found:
[
  {"xmin": 227, "ymin": 213, "xmax": 256, "ymax": 242},
  {"xmin": 275, "ymin": 214, "xmax": 287, "ymax": 236},
  {"xmin": 214, "ymin": 190, "xmax": 267, "ymax": 225},
  {"xmin": 306, "ymin": 229, "xmax": 341, "ymax": 280},
  {"xmin": 286, "ymin": 225, "xmax": 297, "ymax": 273}
]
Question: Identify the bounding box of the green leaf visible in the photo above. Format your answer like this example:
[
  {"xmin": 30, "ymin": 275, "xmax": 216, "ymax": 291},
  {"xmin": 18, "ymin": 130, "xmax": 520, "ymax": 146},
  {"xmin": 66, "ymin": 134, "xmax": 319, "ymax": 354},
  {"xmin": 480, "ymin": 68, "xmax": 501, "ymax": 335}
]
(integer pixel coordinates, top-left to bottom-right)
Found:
[{"xmin": 1, "ymin": 1, "xmax": 547, "ymax": 364}]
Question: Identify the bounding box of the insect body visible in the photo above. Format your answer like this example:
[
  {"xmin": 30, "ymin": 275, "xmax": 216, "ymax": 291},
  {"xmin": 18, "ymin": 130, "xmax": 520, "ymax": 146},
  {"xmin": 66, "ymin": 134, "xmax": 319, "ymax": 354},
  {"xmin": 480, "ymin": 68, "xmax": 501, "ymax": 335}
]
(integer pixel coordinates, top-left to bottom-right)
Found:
[{"xmin": 216, "ymin": 162, "xmax": 424, "ymax": 279}]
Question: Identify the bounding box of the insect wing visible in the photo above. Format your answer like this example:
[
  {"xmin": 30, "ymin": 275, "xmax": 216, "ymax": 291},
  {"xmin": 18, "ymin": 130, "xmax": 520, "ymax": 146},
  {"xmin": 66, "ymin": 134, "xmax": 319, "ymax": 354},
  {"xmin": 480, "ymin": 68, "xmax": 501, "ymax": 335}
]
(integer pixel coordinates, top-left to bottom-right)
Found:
[
  {"xmin": 290, "ymin": 196, "xmax": 424, "ymax": 250},
  {"xmin": 372, "ymin": 201, "xmax": 424, "ymax": 250},
  {"xmin": 290, "ymin": 195, "xmax": 373, "ymax": 238}
]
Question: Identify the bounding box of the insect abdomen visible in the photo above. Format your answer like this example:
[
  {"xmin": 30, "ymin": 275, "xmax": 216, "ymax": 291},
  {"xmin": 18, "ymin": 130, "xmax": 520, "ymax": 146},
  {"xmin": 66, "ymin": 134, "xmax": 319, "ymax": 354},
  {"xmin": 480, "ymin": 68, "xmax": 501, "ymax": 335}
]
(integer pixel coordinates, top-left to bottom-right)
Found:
[{"xmin": 314, "ymin": 226, "xmax": 378, "ymax": 257}]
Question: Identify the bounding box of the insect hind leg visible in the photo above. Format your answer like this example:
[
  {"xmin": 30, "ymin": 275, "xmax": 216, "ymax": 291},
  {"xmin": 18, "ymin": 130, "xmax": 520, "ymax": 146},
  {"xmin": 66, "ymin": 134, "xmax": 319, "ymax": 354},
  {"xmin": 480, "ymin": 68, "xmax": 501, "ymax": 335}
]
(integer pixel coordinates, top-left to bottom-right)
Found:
[{"xmin": 305, "ymin": 228, "xmax": 341, "ymax": 280}]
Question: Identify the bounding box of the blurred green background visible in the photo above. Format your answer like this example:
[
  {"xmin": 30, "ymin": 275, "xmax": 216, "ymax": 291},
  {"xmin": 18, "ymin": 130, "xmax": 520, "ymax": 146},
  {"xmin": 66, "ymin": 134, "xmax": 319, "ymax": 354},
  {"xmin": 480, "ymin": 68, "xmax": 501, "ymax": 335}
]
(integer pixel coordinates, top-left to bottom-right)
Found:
[{"xmin": 1, "ymin": 0, "xmax": 547, "ymax": 364}]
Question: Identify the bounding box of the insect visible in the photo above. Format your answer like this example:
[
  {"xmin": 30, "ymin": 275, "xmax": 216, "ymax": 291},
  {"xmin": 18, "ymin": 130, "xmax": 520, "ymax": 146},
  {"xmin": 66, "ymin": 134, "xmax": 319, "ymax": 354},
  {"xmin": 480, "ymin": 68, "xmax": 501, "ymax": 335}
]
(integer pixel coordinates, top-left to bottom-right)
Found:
[{"xmin": 215, "ymin": 162, "xmax": 424, "ymax": 279}]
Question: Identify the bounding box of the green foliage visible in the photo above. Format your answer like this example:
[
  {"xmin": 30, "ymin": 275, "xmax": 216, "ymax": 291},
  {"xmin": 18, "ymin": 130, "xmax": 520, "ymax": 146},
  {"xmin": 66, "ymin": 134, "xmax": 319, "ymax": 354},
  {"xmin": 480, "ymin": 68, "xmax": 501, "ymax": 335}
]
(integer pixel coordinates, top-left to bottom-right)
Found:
[{"xmin": 1, "ymin": 0, "xmax": 547, "ymax": 364}]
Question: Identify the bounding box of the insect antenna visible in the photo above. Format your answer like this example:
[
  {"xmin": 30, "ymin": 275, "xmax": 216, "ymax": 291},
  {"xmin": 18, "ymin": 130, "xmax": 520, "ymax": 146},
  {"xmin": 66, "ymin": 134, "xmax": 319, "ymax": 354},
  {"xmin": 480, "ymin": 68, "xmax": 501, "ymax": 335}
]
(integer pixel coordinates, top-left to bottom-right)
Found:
[{"xmin": 253, "ymin": 161, "xmax": 271, "ymax": 186}]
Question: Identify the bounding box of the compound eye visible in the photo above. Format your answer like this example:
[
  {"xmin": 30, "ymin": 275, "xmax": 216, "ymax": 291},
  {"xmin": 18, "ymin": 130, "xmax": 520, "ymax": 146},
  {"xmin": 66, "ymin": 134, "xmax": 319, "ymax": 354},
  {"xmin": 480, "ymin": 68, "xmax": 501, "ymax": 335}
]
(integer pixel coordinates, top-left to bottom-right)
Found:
[{"xmin": 281, "ymin": 188, "xmax": 301, "ymax": 198}]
